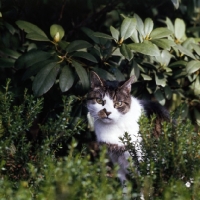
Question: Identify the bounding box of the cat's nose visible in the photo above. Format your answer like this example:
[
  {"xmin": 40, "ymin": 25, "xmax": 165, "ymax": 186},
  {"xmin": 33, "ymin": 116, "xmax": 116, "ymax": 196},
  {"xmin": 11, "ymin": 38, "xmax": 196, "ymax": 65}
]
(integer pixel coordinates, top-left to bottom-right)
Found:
[{"xmin": 103, "ymin": 108, "xmax": 111, "ymax": 117}]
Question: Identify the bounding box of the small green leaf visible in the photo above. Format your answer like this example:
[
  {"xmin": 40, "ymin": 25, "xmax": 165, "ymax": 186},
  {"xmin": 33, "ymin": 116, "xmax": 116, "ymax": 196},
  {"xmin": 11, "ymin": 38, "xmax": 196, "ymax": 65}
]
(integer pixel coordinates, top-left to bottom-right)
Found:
[
  {"xmin": 113, "ymin": 69, "xmax": 125, "ymax": 81},
  {"xmin": 164, "ymin": 85, "xmax": 172, "ymax": 99},
  {"xmin": 120, "ymin": 44, "xmax": 133, "ymax": 61},
  {"xmin": 16, "ymin": 20, "xmax": 49, "ymax": 41},
  {"xmin": 155, "ymin": 73, "xmax": 166, "ymax": 87},
  {"xmin": 59, "ymin": 65, "xmax": 74, "ymax": 92},
  {"xmin": 169, "ymin": 60, "xmax": 187, "ymax": 68},
  {"xmin": 26, "ymin": 32, "xmax": 50, "ymax": 41},
  {"xmin": 32, "ymin": 62, "xmax": 60, "ymax": 96},
  {"xmin": 130, "ymin": 60, "xmax": 140, "ymax": 79},
  {"xmin": 174, "ymin": 18, "xmax": 185, "ymax": 40},
  {"xmin": 93, "ymin": 32, "xmax": 113, "ymax": 40},
  {"xmin": 15, "ymin": 50, "xmax": 52, "ymax": 69},
  {"xmin": 186, "ymin": 60, "xmax": 200, "ymax": 74},
  {"xmin": 110, "ymin": 26, "xmax": 119, "ymax": 41},
  {"xmin": 141, "ymin": 73, "xmax": 152, "ymax": 80},
  {"xmin": 144, "ymin": 18, "xmax": 154, "ymax": 37},
  {"xmin": 165, "ymin": 17, "xmax": 174, "ymax": 33},
  {"xmin": 120, "ymin": 17, "xmax": 137, "ymax": 40},
  {"xmin": 154, "ymin": 89, "xmax": 165, "ymax": 105},
  {"xmin": 73, "ymin": 51, "xmax": 97, "ymax": 63},
  {"xmin": 50, "ymin": 24, "xmax": 65, "ymax": 42},
  {"xmin": 128, "ymin": 41, "xmax": 160, "ymax": 56},
  {"xmin": 193, "ymin": 76, "xmax": 200, "ymax": 96},
  {"xmin": 72, "ymin": 61, "xmax": 89, "ymax": 90},
  {"xmin": 191, "ymin": 43, "xmax": 200, "ymax": 56},
  {"xmin": 150, "ymin": 28, "xmax": 173, "ymax": 39},
  {"xmin": 66, "ymin": 40, "xmax": 93, "ymax": 53},
  {"xmin": 151, "ymin": 39, "xmax": 176, "ymax": 50},
  {"xmin": 171, "ymin": 0, "xmax": 179, "ymax": 9}
]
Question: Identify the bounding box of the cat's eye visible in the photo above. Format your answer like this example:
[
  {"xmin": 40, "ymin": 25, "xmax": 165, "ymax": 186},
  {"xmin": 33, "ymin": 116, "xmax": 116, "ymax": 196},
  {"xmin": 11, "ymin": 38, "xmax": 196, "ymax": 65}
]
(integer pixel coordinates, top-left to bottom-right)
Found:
[
  {"xmin": 114, "ymin": 101, "xmax": 123, "ymax": 107},
  {"xmin": 96, "ymin": 98, "xmax": 104, "ymax": 105}
]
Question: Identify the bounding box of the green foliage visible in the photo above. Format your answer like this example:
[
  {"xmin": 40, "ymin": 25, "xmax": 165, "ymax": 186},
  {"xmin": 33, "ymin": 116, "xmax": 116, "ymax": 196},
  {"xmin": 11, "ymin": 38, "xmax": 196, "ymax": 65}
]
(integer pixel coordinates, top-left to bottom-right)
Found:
[{"xmin": 121, "ymin": 113, "xmax": 200, "ymax": 199}]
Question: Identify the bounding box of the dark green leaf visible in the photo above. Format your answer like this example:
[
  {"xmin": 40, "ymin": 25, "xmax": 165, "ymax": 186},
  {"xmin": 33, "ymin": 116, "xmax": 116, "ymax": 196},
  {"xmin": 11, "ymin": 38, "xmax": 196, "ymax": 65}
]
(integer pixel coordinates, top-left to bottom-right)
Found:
[
  {"xmin": 93, "ymin": 32, "xmax": 113, "ymax": 40},
  {"xmin": 59, "ymin": 65, "xmax": 74, "ymax": 92},
  {"xmin": 0, "ymin": 48, "xmax": 21, "ymax": 59},
  {"xmin": 186, "ymin": 60, "xmax": 200, "ymax": 74},
  {"xmin": 150, "ymin": 28, "xmax": 172, "ymax": 39},
  {"xmin": 120, "ymin": 17, "xmax": 137, "ymax": 40},
  {"xmin": 32, "ymin": 62, "xmax": 60, "ymax": 96},
  {"xmin": 154, "ymin": 89, "xmax": 165, "ymax": 105},
  {"xmin": 15, "ymin": 49, "xmax": 52, "ymax": 69},
  {"xmin": 22, "ymin": 60, "xmax": 54, "ymax": 80},
  {"xmin": 16, "ymin": 20, "xmax": 49, "ymax": 41},
  {"xmin": 130, "ymin": 60, "xmax": 140, "ymax": 79},
  {"xmin": 128, "ymin": 41, "xmax": 160, "ymax": 56},
  {"xmin": 110, "ymin": 26, "xmax": 119, "ymax": 41},
  {"xmin": 92, "ymin": 68, "xmax": 115, "ymax": 80},
  {"xmin": 73, "ymin": 52, "xmax": 97, "ymax": 63},
  {"xmin": 120, "ymin": 44, "xmax": 133, "ymax": 61},
  {"xmin": 164, "ymin": 85, "xmax": 172, "ymax": 99},
  {"xmin": 171, "ymin": 0, "xmax": 179, "ymax": 9},
  {"xmin": 169, "ymin": 60, "xmax": 187, "ymax": 68},
  {"xmin": 0, "ymin": 58, "xmax": 15, "ymax": 68},
  {"xmin": 81, "ymin": 27, "xmax": 100, "ymax": 43},
  {"xmin": 72, "ymin": 61, "xmax": 89, "ymax": 90},
  {"xmin": 66, "ymin": 40, "xmax": 93, "ymax": 53},
  {"xmin": 113, "ymin": 69, "xmax": 125, "ymax": 81},
  {"xmin": 26, "ymin": 32, "xmax": 50, "ymax": 41}
]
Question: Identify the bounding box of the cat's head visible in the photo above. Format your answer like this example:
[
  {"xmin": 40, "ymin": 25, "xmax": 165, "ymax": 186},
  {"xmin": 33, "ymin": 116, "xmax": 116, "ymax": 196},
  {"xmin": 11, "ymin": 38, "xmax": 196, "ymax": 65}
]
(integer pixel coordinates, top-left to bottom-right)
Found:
[{"xmin": 87, "ymin": 71, "xmax": 136, "ymax": 124}]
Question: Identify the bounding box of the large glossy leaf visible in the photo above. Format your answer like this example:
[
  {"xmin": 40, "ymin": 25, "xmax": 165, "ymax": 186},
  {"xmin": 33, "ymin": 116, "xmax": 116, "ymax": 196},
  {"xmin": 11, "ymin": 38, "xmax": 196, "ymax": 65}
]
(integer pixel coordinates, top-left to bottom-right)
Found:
[
  {"xmin": 155, "ymin": 50, "xmax": 172, "ymax": 66},
  {"xmin": 175, "ymin": 44, "xmax": 196, "ymax": 59},
  {"xmin": 72, "ymin": 60, "xmax": 89, "ymax": 90},
  {"xmin": 16, "ymin": 20, "xmax": 49, "ymax": 41},
  {"xmin": 120, "ymin": 17, "xmax": 137, "ymax": 40},
  {"xmin": 22, "ymin": 60, "xmax": 54, "ymax": 80},
  {"xmin": 110, "ymin": 26, "xmax": 119, "ymax": 41},
  {"xmin": 15, "ymin": 49, "xmax": 52, "ymax": 69},
  {"xmin": 92, "ymin": 68, "xmax": 115, "ymax": 80},
  {"xmin": 73, "ymin": 51, "xmax": 97, "ymax": 63},
  {"xmin": 81, "ymin": 27, "xmax": 99, "ymax": 43},
  {"xmin": 32, "ymin": 62, "xmax": 60, "ymax": 96},
  {"xmin": 59, "ymin": 65, "xmax": 74, "ymax": 92},
  {"xmin": 128, "ymin": 41, "xmax": 160, "ymax": 56},
  {"xmin": 66, "ymin": 40, "xmax": 93, "ymax": 53},
  {"xmin": 120, "ymin": 44, "xmax": 133, "ymax": 61},
  {"xmin": 134, "ymin": 14, "xmax": 145, "ymax": 37},
  {"xmin": 26, "ymin": 32, "xmax": 51, "ymax": 41},
  {"xmin": 144, "ymin": 18, "xmax": 154, "ymax": 37},
  {"xmin": 186, "ymin": 60, "xmax": 200, "ymax": 74},
  {"xmin": 150, "ymin": 28, "xmax": 172, "ymax": 39},
  {"xmin": 174, "ymin": 18, "xmax": 185, "ymax": 40},
  {"xmin": 93, "ymin": 32, "xmax": 113, "ymax": 40},
  {"xmin": 151, "ymin": 39, "xmax": 175, "ymax": 50},
  {"xmin": 0, "ymin": 58, "xmax": 15, "ymax": 68},
  {"xmin": 154, "ymin": 89, "xmax": 165, "ymax": 105}
]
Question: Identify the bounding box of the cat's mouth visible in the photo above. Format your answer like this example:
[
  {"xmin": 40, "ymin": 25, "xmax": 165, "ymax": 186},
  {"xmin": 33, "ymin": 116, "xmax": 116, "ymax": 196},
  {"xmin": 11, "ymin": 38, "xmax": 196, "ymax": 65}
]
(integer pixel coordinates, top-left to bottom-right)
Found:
[{"xmin": 101, "ymin": 117, "xmax": 113, "ymax": 123}]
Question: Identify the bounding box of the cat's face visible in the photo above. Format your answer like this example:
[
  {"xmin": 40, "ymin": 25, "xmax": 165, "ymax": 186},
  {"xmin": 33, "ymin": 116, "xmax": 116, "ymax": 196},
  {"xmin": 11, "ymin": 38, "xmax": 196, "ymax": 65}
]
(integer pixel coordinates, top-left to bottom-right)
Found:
[{"xmin": 87, "ymin": 72, "xmax": 135, "ymax": 124}]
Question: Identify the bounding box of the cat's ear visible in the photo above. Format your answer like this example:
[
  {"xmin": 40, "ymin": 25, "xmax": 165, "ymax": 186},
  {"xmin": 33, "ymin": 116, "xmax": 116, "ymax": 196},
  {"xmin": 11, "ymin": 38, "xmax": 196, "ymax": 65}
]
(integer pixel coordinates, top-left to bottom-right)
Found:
[
  {"xmin": 90, "ymin": 71, "xmax": 104, "ymax": 88},
  {"xmin": 119, "ymin": 75, "xmax": 136, "ymax": 93}
]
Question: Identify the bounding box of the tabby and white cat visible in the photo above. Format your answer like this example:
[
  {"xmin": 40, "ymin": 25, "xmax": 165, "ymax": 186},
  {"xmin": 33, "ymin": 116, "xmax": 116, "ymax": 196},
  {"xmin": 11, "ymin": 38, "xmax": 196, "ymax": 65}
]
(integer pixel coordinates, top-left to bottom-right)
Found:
[{"xmin": 87, "ymin": 71, "xmax": 170, "ymax": 184}]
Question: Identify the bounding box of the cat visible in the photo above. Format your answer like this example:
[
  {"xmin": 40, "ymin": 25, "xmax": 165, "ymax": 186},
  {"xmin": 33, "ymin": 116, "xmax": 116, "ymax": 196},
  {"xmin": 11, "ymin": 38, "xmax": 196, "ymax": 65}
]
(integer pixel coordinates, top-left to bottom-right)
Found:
[{"xmin": 86, "ymin": 71, "xmax": 170, "ymax": 185}]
